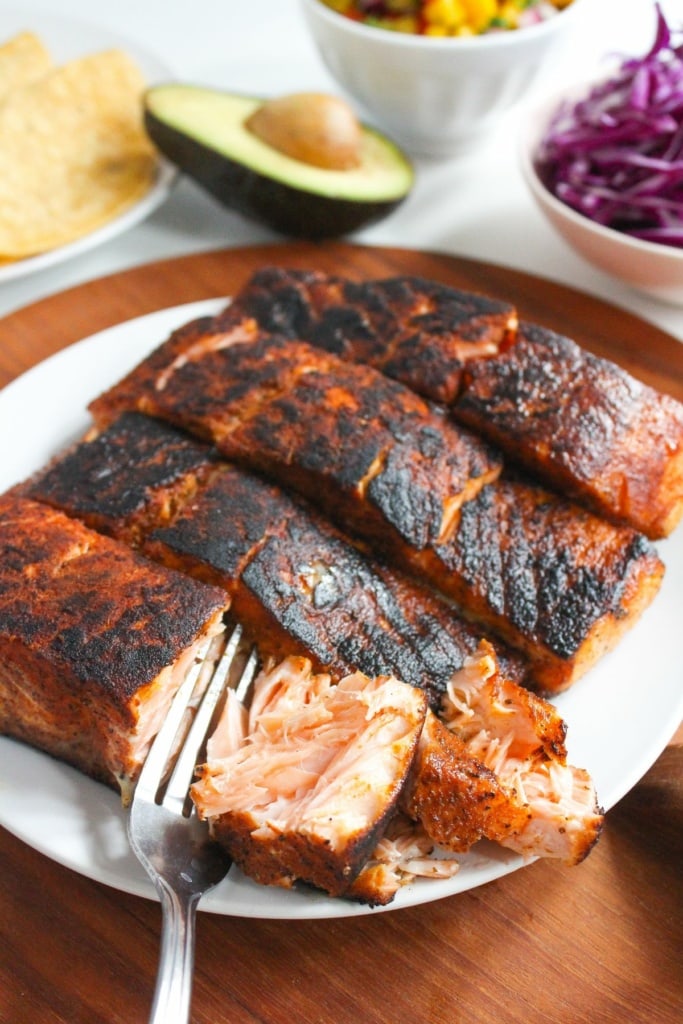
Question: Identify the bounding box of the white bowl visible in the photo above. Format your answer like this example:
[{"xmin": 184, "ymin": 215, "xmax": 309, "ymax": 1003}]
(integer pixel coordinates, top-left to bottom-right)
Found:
[
  {"xmin": 300, "ymin": 0, "xmax": 592, "ymax": 157},
  {"xmin": 519, "ymin": 89, "xmax": 683, "ymax": 306}
]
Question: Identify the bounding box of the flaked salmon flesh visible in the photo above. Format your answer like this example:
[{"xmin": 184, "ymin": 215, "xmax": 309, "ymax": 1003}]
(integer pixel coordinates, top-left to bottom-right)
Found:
[
  {"xmin": 437, "ymin": 643, "xmax": 604, "ymax": 864},
  {"xmin": 192, "ymin": 649, "xmax": 603, "ymax": 903},
  {"xmin": 192, "ymin": 657, "xmax": 434, "ymax": 902}
]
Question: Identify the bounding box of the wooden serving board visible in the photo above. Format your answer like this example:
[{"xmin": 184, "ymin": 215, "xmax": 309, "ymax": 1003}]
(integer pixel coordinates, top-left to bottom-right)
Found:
[
  {"xmin": 1, "ymin": 241, "xmax": 682, "ymax": 401},
  {"xmin": 0, "ymin": 243, "xmax": 681, "ymax": 1024}
]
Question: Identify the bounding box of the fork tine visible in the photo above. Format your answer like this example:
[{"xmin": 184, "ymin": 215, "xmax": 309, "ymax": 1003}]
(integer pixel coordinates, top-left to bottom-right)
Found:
[
  {"xmin": 133, "ymin": 633, "xmax": 215, "ymax": 804},
  {"xmin": 234, "ymin": 644, "xmax": 259, "ymax": 705},
  {"xmin": 161, "ymin": 623, "xmax": 244, "ymax": 814}
]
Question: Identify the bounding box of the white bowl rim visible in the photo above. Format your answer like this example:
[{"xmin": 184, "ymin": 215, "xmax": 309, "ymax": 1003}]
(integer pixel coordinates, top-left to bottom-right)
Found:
[
  {"xmin": 301, "ymin": 0, "xmax": 591, "ymax": 50},
  {"xmin": 519, "ymin": 82, "xmax": 683, "ymax": 264}
]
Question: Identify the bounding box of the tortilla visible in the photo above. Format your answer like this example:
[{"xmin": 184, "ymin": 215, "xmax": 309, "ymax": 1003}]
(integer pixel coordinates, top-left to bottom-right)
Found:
[
  {"xmin": 0, "ymin": 31, "xmax": 53, "ymax": 101},
  {"xmin": 0, "ymin": 47, "xmax": 157, "ymax": 258}
]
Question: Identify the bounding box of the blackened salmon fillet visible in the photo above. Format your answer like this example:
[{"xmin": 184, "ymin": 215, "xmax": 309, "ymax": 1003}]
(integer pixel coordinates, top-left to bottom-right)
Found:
[
  {"xmin": 144, "ymin": 462, "xmax": 528, "ymax": 703},
  {"xmin": 87, "ymin": 312, "xmax": 261, "ymax": 428},
  {"xmin": 68, "ymin": 401, "xmax": 663, "ymax": 696},
  {"xmin": 89, "ymin": 330, "xmax": 502, "ymax": 555},
  {"xmin": 0, "ymin": 495, "xmax": 229, "ymax": 800},
  {"xmin": 227, "ymin": 265, "xmax": 518, "ymax": 405},
  {"xmin": 455, "ymin": 321, "xmax": 683, "ymax": 539},
  {"xmin": 399, "ymin": 474, "xmax": 665, "ymax": 693},
  {"xmin": 20, "ymin": 411, "xmax": 527, "ymax": 706},
  {"xmin": 14, "ymin": 411, "xmax": 222, "ymax": 545},
  {"xmin": 228, "ymin": 267, "xmax": 683, "ymax": 540}
]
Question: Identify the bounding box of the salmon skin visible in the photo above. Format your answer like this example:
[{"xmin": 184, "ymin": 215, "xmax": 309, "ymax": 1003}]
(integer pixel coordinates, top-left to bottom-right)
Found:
[
  {"xmin": 225, "ymin": 267, "xmax": 683, "ymax": 540},
  {"xmin": 0, "ymin": 494, "xmax": 229, "ymax": 801},
  {"xmin": 227, "ymin": 265, "xmax": 518, "ymax": 405},
  {"xmin": 20, "ymin": 411, "xmax": 528, "ymax": 706}
]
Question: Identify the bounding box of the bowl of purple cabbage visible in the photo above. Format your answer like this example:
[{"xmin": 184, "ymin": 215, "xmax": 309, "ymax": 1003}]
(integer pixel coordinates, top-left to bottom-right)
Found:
[{"xmin": 520, "ymin": 2, "xmax": 683, "ymax": 304}]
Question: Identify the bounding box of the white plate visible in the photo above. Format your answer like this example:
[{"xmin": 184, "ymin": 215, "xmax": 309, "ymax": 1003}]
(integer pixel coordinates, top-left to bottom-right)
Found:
[
  {"xmin": 0, "ymin": 9, "xmax": 177, "ymax": 283},
  {"xmin": 0, "ymin": 300, "xmax": 681, "ymax": 920}
]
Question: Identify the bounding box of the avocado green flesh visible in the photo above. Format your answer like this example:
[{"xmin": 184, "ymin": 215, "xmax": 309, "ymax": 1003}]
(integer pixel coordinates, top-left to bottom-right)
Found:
[{"xmin": 145, "ymin": 85, "xmax": 413, "ymax": 202}]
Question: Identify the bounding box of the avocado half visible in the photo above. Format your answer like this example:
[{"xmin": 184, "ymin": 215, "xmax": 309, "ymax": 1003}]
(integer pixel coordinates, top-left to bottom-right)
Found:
[{"xmin": 144, "ymin": 84, "xmax": 414, "ymax": 240}]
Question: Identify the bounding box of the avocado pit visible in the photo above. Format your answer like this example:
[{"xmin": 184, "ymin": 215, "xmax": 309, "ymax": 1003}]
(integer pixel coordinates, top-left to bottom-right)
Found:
[{"xmin": 245, "ymin": 92, "xmax": 362, "ymax": 171}]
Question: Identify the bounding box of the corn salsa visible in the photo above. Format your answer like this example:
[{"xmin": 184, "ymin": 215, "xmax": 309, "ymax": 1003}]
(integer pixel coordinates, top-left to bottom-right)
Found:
[{"xmin": 319, "ymin": 0, "xmax": 574, "ymax": 36}]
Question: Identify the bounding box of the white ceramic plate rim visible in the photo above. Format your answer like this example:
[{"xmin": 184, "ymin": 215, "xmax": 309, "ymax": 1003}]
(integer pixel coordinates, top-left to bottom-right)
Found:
[
  {"xmin": 0, "ymin": 299, "xmax": 681, "ymax": 920},
  {"xmin": 0, "ymin": 8, "xmax": 178, "ymax": 284}
]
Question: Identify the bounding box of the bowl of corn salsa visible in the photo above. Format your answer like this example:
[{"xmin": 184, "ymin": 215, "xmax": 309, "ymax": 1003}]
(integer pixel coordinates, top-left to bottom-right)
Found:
[
  {"xmin": 318, "ymin": 0, "xmax": 573, "ymax": 37},
  {"xmin": 301, "ymin": 0, "xmax": 590, "ymax": 155}
]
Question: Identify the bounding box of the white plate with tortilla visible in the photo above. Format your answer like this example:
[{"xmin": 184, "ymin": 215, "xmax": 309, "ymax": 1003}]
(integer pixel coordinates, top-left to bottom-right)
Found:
[{"xmin": 0, "ymin": 9, "xmax": 177, "ymax": 283}]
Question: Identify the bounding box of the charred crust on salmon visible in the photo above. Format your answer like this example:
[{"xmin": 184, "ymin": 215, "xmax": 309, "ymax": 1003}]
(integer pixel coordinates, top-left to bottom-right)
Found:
[
  {"xmin": 16, "ymin": 413, "xmax": 527, "ymax": 706},
  {"xmin": 136, "ymin": 431, "xmax": 527, "ymax": 700},
  {"xmin": 19, "ymin": 411, "xmax": 221, "ymax": 544},
  {"xmin": 229, "ymin": 266, "xmax": 517, "ymax": 405},
  {"xmin": 454, "ymin": 321, "xmax": 683, "ymax": 539},
  {"xmin": 0, "ymin": 495, "xmax": 229, "ymax": 795},
  {"xmin": 86, "ymin": 319, "xmax": 668, "ymax": 693},
  {"xmin": 416, "ymin": 475, "xmax": 665, "ymax": 690},
  {"xmin": 111, "ymin": 332, "xmax": 502, "ymax": 553},
  {"xmin": 224, "ymin": 267, "xmax": 683, "ymax": 540}
]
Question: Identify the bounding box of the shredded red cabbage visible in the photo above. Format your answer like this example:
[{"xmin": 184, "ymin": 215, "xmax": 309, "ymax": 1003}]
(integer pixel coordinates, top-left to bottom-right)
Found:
[{"xmin": 535, "ymin": 3, "xmax": 683, "ymax": 247}]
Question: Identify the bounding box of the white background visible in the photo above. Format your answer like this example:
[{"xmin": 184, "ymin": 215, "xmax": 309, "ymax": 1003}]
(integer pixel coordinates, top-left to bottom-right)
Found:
[{"xmin": 0, "ymin": 0, "xmax": 682, "ymax": 344}]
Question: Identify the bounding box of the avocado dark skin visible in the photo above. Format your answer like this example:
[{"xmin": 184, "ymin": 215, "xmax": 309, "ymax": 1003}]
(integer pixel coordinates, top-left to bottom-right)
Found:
[{"xmin": 144, "ymin": 91, "xmax": 413, "ymax": 240}]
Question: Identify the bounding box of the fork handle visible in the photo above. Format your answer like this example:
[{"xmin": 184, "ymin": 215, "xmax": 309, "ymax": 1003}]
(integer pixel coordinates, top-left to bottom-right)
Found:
[{"xmin": 149, "ymin": 881, "xmax": 201, "ymax": 1024}]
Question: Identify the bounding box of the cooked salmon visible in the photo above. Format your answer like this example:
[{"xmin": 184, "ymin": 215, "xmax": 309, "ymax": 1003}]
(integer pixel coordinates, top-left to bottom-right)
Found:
[
  {"xmin": 402, "ymin": 474, "xmax": 665, "ymax": 693},
  {"xmin": 229, "ymin": 268, "xmax": 683, "ymax": 540},
  {"xmin": 88, "ymin": 362, "xmax": 659, "ymax": 696},
  {"xmin": 0, "ymin": 495, "xmax": 229, "ymax": 801},
  {"xmin": 437, "ymin": 643, "xmax": 604, "ymax": 864},
  {"xmin": 90, "ymin": 271, "xmax": 683, "ymax": 541},
  {"xmin": 21, "ymin": 411, "xmax": 528, "ymax": 704},
  {"xmin": 23, "ymin": 418, "xmax": 601, "ymax": 882},
  {"xmin": 94, "ymin": 330, "xmax": 502, "ymax": 554},
  {"xmin": 228, "ymin": 265, "xmax": 518, "ymax": 405},
  {"xmin": 404, "ymin": 708, "xmax": 531, "ymax": 852},
  {"xmin": 455, "ymin": 321, "xmax": 683, "ymax": 539},
  {"xmin": 146, "ymin": 460, "xmax": 529, "ymax": 702},
  {"xmin": 192, "ymin": 656, "xmax": 429, "ymax": 902},
  {"xmin": 88, "ymin": 312, "xmax": 261, "ymax": 428},
  {"xmin": 15, "ymin": 411, "xmax": 222, "ymax": 545},
  {"xmin": 343, "ymin": 813, "xmax": 461, "ymax": 904},
  {"xmin": 193, "ymin": 648, "xmax": 603, "ymax": 903}
]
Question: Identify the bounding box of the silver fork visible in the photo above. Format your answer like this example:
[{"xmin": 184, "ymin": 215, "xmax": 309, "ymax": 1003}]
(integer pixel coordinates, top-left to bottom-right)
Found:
[{"xmin": 128, "ymin": 622, "xmax": 258, "ymax": 1024}]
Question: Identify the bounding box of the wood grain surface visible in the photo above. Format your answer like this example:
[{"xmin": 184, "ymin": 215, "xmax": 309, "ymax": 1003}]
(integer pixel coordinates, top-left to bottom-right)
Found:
[{"xmin": 0, "ymin": 243, "xmax": 681, "ymax": 1024}]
